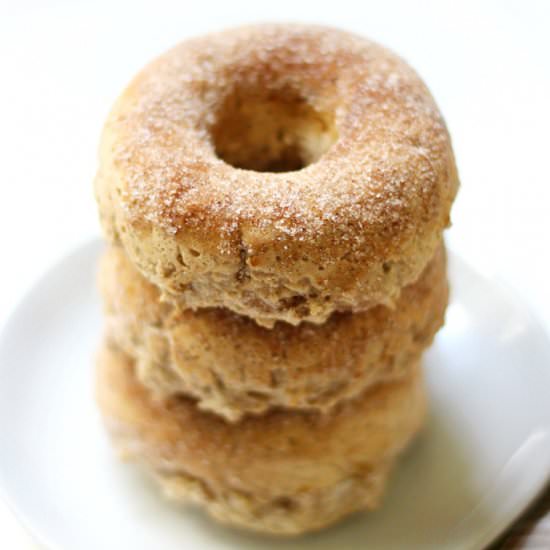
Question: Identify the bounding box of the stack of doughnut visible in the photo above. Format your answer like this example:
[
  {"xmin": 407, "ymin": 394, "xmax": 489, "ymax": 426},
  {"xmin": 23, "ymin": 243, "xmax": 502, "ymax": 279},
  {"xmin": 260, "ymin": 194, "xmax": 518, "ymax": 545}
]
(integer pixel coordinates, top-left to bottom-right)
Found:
[{"xmin": 94, "ymin": 24, "xmax": 459, "ymax": 535}]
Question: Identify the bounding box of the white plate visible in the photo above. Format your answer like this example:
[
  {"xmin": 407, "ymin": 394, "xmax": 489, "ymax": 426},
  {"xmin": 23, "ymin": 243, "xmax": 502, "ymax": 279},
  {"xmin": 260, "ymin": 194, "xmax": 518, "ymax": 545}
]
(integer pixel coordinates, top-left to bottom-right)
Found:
[{"xmin": 1, "ymin": 240, "xmax": 550, "ymax": 550}]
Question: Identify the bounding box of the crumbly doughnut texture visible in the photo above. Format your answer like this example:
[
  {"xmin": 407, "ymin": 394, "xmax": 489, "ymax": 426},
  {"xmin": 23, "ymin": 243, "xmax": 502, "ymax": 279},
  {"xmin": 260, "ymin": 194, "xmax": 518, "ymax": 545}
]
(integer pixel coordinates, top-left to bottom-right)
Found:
[
  {"xmin": 95, "ymin": 24, "xmax": 459, "ymax": 327},
  {"xmin": 99, "ymin": 244, "xmax": 447, "ymax": 421},
  {"xmin": 96, "ymin": 344, "xmax": 425, "ymax": 535}
]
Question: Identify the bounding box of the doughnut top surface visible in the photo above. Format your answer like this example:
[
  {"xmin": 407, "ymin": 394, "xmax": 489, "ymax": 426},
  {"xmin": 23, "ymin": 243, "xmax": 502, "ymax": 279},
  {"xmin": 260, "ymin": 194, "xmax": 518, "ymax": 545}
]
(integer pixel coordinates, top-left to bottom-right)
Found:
[{"xmin": 97, "ymin": 24, "xmax": 459, "ymax": 325}]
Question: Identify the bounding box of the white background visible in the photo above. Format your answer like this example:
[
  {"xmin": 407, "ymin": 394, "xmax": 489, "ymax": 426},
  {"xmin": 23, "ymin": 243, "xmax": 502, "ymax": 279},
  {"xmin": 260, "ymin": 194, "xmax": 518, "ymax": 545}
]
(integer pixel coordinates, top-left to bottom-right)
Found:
[{"xmin": 0, "ymin": 0, "xmax": 549, "ymax": 547}]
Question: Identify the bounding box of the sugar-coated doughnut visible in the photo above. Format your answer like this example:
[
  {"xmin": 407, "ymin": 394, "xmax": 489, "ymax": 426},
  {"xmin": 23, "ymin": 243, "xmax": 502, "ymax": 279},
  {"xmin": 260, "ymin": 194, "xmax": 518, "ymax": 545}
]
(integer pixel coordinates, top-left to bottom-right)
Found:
[
  {"xmin": 95, "ymin": 24, "xmax": 459, "ymax": 327},
  {"xmin": 99, "ymin": 244, "xmax": 447, "ymax": 421},
  {"xmin": 97, "ymin": 343, "xmax": 425, "ymax": 535}
]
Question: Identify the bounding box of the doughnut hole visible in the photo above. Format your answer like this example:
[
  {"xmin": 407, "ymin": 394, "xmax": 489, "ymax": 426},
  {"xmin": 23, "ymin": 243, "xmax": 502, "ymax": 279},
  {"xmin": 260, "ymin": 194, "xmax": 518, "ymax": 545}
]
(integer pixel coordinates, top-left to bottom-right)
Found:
[{"xmin": 211, "ymin": 87, "xmax": 337, "ymax": 173}]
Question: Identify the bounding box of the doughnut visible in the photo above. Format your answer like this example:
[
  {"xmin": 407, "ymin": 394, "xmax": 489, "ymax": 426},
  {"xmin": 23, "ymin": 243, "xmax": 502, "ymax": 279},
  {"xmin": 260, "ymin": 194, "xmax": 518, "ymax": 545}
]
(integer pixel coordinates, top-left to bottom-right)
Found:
[
  {"xmin": 96, "ymin": 343, "xmax": 426, "ymax": 535},
  {"xmin": 99, "ymin": 244, "xmax": 447, "ymax": 421},
  {"xmin": 95, "ymin": 24, "xmax": 459, "ymax": 327}
]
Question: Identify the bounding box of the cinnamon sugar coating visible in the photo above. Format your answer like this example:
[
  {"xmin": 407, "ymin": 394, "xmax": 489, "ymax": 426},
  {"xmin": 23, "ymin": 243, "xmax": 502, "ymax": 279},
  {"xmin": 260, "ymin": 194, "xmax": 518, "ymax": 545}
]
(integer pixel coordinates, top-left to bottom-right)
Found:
[{"xmin": 95, "ymin": 24, "xmax": 459, "ymax": 326}]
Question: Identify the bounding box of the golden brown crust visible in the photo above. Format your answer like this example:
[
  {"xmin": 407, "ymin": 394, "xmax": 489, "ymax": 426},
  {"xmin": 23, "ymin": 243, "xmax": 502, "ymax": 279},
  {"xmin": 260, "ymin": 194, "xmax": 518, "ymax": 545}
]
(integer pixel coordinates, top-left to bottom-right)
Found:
[
  {"xmin": 155, "ymin": 462, "xmax": 392, "ymax": 535},
  {"xmin": 96, "ymin": 343, "xmax": 426, "ymax": 534},
  {"xmin": 95, "ymin": 24, "xmax": 459, "ymax": 326},
  {"xmin": 99, "ymin": 244, "xmax": 447, "ymax": 420}
]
